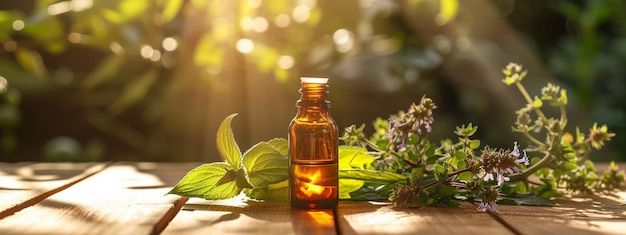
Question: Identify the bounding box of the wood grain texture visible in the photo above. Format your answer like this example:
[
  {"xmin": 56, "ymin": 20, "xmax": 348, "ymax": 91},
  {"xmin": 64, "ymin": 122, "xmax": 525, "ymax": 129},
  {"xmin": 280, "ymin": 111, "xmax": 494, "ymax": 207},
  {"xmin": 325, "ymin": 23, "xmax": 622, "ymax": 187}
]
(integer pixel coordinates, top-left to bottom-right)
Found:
[
  {"xmin": 495, "ymin": 192, "xmax": 626, "ymax": 235},
  {"xmin": 337, "ymin": 201, "xmax": 515, "ymax": 235},
  {"xmin": 1, "ymin": 162, "xmax": 624, "ymax": 235},
  {"xmin": 0, "ymin": 162, "xmax": 197, "ymax": 235},
  {"xmin": 0, "ymin": 162, "xmax": 108, "ymax": 217},
  {"xmin": 163, "ymin": 197, "xmax": 336, "ymax": 235}
]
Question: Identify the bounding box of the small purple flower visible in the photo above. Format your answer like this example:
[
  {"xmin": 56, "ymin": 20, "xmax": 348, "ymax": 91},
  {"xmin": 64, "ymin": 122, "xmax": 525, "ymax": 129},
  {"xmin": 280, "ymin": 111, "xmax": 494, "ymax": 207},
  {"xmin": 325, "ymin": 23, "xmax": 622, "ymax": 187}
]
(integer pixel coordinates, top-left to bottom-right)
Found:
[
  {"xmin": 385, "ymin": 96, "xmax": 437, "ymax": 151},
  {"xmin": 477, "ymin": 202, "xmax": 499, "ymax": 212},
  {"xmin": 479, "ymin": 172, "xmax": 510, "ymax": 186},
  {"xmin": 477, "ymin": 142, "xmax": 529, "ymax": 186},
  {"xmin": 496, "ymin": 174, "xmax": 510, "ymax": 186},
  {"xmin": 477, "ymin": 172, "xmax": 491, "ymax": 181},
  {"xmin": 511, "ymin": 141, "xmax": 520, "ymax": 157},
  {"xmin": 397, "ymin": 142, "xmax": 408, "ymax": 152},
  {"xmin": 516, "ymin": 150, "xmax": 529, "ymax": 166}
]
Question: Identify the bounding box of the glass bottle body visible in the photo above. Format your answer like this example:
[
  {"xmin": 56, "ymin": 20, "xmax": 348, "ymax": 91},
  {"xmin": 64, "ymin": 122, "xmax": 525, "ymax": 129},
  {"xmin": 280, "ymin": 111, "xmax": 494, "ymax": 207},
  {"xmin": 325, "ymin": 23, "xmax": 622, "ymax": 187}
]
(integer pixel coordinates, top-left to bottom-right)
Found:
[{"xmin": 288, "ymin": 78, "xmax": 338, "ymax": 209}]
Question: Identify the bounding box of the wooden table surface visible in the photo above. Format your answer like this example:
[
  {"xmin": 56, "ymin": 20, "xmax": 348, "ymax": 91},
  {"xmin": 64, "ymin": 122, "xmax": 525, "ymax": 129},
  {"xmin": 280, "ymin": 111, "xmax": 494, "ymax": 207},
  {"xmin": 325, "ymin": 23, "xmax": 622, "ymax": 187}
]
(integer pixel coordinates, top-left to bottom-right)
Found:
[{"xmin": 1, "ymin": 162, "xmax": 624, "ymax": 235}]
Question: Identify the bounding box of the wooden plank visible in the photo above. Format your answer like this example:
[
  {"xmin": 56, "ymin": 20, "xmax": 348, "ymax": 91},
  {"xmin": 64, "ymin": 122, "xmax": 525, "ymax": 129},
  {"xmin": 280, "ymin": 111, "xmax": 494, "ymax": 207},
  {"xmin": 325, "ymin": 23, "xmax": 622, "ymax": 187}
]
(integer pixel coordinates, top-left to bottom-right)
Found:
[
  {"xmin": 337, "ymin": 201, "xmax": 515, "ymax": 235},
  {"xmin": 163, "ymin": 197, "xmax": 336, "ymax": 235},
  {"xmin": 494, "ymin": 192, "xmax": 626, "ymax": 235},
  {"xmin": 491, "ymin": 163, "xmax": 626, "ymax": 235},
  {"xmin": 0, "ymin": 162, "xmax": 108, "ymax": 217},
  {"xmin": 0, "ymin": 162, "xmax": 198, "ymax": 235}
]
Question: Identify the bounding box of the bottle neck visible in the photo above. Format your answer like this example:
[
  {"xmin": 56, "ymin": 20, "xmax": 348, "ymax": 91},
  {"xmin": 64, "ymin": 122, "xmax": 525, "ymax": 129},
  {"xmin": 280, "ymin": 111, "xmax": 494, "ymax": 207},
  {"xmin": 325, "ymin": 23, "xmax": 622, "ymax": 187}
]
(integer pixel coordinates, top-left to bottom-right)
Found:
[{"xmin": 296, "ymin": 82, "xmax": 331, "ymax": 109}]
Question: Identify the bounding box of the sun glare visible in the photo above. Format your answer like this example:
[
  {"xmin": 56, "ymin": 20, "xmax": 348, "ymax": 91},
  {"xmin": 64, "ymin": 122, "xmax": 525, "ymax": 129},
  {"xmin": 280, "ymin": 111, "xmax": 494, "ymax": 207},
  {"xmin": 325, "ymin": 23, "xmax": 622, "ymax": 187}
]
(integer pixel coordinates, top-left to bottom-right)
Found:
[
  {"xmin": 162, "ymin": 37, "xmax": 178, "ymax": 51},
  {"xmin": 236, "ymin": 38, "xmax": 254, "ymax": 54},
  {"xmin": 251, "ymin": 17, "xmax": 269, "ymax": 33},
  {"xmin": 291, "ymin": 5, "xmax": 311, "ymax": 23},
  {"xmin": 47, "ymin": 0, "xmax": 92, "ymax": 15},
  {"xmin": 277, "ymin": 55, "xmax": 295, "ymax": 69},
  {"xmin": 274, "ymin": 14, "xmax": 291, "ymax": 28},
  {"xmin": 0, "ymin": 76, "xmax": 7, "ymax": 92},
  {"xmin": 12, "ymin": 20, "xmax": 24, "ymax": 31},
  {"xmin": 333, "ymin": 29, "xmax": 354, "ymax": 53}
]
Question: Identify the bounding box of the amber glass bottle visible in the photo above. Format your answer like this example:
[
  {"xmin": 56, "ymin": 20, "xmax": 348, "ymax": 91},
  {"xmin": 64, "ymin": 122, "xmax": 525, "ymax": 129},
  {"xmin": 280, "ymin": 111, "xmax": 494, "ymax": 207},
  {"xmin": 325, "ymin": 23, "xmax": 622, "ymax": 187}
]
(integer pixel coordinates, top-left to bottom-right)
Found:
[{"xmin": 288, "ymin": 77, "xmax": 339, "ymax": 209}]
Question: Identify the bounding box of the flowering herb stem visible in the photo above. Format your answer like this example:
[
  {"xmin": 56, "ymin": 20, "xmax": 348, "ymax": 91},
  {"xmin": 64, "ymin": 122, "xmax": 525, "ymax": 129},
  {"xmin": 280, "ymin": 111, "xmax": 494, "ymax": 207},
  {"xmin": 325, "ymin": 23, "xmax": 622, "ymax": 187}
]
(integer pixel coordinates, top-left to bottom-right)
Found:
[
  {"xmin": 170, "ymin": 63, "xmax": 624, "ymax": 213},
  {"xmin": 560, "ymin": 105, "xmax": 567, "ymax": 129},
  {"xmin": 509, "ymin": 152, "xmax": 554, "ymax": 182},
  {"xmin": 515, "ymin": 82, "xmax": 549, "ymax": 124},
  {"xmin": 522, "ymin": 131, "xmax": 545, "ymax": 147}
]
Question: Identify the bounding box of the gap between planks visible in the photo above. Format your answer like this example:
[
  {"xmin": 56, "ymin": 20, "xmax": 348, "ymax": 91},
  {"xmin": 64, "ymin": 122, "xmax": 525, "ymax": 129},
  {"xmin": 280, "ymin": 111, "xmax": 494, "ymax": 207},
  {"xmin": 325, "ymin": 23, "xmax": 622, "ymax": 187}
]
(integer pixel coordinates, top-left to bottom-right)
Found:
[
  {"xmin": 151, "ymin": 197, "xmax": 189, "ymax": 235},
  {"xmin": 0, "ymin": 162, "xmax": 114, "ymax": 220}
]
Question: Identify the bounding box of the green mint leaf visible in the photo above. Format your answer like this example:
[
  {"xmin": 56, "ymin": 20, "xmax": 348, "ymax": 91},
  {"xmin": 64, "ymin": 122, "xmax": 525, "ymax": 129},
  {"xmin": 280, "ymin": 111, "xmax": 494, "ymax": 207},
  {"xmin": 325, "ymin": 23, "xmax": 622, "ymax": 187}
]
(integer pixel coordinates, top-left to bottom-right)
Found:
[
  {"xmin": 267, "ymin": 138, "xmax": 288, "ymax": 155},
  {"xmin": 215, "ymin": 167, "xmax": 237, "ymax": 186},
  {"xmin": 339, "ymin": 179, "xmax": 365, "ymax": 199},
  {"xmin": 339, "ymin": 146, "xmax": 374, "ymax": 170},
  {"xmin": 347, "ymin": 181, "xmax": 404, "ymax": 201},
  {"xmin": 243, "ymin": 180, "xmax": 289, "ymax": 201},
  {"xmin": 243, "ymin": 142, "xmax": 288, "ymax": 188},
  {"xmin": 168, "ymin": 162, "xmax": 242, "ymax": 200},
  {"xmin": 469, "ymin": 139, "xmax": 481, "ymax": 149},
  {"xmin": 217, "ymin": 113, "xmax": 242, "ymax": 169},
  {"xmin": 236, "ymin": 168, "xmax": 253, "ymax": 189},
  {"xmin": 339, "ymin": 169, "xmax": 407, "ymax": 183}
]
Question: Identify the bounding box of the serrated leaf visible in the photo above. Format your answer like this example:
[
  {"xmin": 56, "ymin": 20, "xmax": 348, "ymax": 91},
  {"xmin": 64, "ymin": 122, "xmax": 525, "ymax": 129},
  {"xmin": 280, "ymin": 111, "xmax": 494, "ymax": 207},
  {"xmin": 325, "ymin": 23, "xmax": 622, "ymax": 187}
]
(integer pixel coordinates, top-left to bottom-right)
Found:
[
  {"xmin": 168, "ymin": 162, "xmax": 241, "ymax": 200},
  {"xmin": 339, "ymin": 146, "xmax": 374, "ymax": 170},
  {"xmin": 267, "ymin": 138, "xmax": 288, "ymax": 155},
  {"xmin": 235, "ymin": 168, "xmax": 253, "ymax": 189},
  {"xmin": 217, "ymin": 113, "xmax": 242, "ymax": 169},
  {"xmin": 216, "ymin": 168, "xmax": 237, "ymax": 186},
  {"xmin": 339, "ymin": 179, "xmax": 365, "ymax": 199},
  {"xmin": 243, "ymin": 142, "xmax": 288, "ymax": 188}
]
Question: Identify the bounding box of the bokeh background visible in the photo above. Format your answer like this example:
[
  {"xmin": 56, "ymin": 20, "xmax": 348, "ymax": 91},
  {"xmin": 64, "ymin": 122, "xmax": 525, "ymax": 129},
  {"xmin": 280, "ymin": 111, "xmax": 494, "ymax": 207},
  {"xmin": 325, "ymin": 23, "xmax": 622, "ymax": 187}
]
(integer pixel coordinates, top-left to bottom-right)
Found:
[{"xmin": 0, "ymin": 0, "xmax": 624, "ymax": 162}]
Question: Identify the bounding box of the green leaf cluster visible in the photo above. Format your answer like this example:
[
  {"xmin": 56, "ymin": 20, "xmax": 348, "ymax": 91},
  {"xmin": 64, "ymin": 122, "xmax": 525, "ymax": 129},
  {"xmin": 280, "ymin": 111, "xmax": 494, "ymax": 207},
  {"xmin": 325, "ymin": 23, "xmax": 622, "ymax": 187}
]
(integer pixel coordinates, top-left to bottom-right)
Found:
[
  {"xmin": 168, "ymin": 114, "xmax": 407, "ymax": 201},
  {"xmin": 168, "ymin": 114, "xmax": 288, "ymax": 200},
  {"xmin": 339, "ymin": 146, "xmax": 407, "ymax": 200}
]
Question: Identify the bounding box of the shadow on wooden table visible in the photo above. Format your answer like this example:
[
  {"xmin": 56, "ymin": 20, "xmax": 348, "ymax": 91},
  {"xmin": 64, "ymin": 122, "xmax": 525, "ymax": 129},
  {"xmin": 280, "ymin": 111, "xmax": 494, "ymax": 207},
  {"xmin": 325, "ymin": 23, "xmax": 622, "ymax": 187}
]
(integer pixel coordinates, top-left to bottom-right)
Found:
[
  {"xmin": 495, "ymin": 188, "xmax": 626, "ymax": 235},
  {"xmin": 164, "ymin": 198, "xmax": 340, "ymax": 234},
  {"xmin": 0, "ymin": 162, "xmax": 102, "ymax": 184}
]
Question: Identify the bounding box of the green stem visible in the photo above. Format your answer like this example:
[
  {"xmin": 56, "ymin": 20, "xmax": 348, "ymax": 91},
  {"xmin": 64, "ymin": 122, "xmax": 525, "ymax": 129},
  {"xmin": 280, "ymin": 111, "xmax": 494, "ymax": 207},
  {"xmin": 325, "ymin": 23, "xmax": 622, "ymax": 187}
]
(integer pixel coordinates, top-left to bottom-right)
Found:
[
  {"xmin": 420, "ymin": 168, "xmax": 472, "ymax": 190},
  {"xmin": 509, "ymin": 152, "xmax": 554, "ymax": 182},
  {"xmin": 559, "ymin": 105, "xmax": 567, "ymax": 130},
  {"xmin": 515, "ymin": 82, "xmax": 548, "ymax": 123},
  {"xmin": 358, "ymin": 134, "xmax": 381, "ymax": 152},
  {"xmin": 523, "ymin": 131, "xmax": 545, "ymax": 147}
]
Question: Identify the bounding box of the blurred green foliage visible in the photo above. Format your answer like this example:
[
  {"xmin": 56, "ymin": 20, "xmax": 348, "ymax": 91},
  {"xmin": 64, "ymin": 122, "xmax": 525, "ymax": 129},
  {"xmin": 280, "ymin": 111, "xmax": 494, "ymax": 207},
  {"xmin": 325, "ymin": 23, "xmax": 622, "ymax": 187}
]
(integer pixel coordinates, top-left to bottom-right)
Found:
[
  {"xmin": 548, "ymin": 0, "xmax": 626, "ymax": 161},
  {"xmin": 0, "ymin": 0, "xmax": 360, "ymax": 161},
  {"xmin": 0, "ymin": 0, "xmax": 623, "ymax": 162}
]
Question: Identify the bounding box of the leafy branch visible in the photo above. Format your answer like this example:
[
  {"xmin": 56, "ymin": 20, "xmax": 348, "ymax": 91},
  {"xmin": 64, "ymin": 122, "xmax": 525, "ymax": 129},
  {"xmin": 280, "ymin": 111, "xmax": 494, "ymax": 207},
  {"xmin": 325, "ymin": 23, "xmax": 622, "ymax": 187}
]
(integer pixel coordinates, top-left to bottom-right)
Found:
[
  {"xmin": 169, "ymin": 63, "xmax": 623, "ymax": 213},
  {"xmin": 168, "ymin": 114, "xmax": 407, "ymax": 201},
  {"xmin": 168, "ymin": 114, "xmax": 289, "ymax": 200}
]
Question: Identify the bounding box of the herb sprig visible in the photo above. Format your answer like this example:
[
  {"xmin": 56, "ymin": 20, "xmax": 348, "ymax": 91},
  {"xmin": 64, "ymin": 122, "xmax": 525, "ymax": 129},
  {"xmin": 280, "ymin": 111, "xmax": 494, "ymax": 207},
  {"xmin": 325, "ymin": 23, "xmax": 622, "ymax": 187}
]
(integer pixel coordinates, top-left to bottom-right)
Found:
[{"xmin": 169, "ymin": 63, "xmax": 623, "ymax": 212}]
